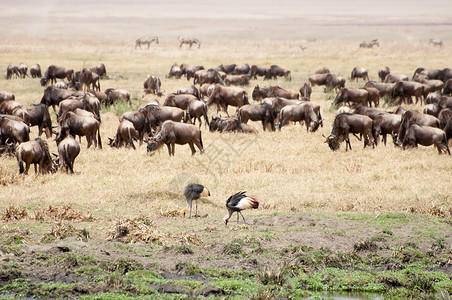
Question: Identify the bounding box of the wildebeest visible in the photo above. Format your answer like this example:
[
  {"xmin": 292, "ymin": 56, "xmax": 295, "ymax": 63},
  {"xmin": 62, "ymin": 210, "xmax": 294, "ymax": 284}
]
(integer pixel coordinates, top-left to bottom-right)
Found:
[
  {"xmin": 325, "ymin": 74, "xmax": 346, "ymax": 92},
  {"xmin": 429, "ymin": 39, "xmax": 443, "ymax": 47},
  {"xmin": 135, "ymin": 37, "xmax": 159, "ymax": 49},
  {"xmin": 324, "ymin": 113, "xmax": 376, "ymax": 151},
  {"xmin": 299, "ymin": 82, "xmax": 312, "ymax": 100},
  {"xmin": 163, "ymin": 93, "xmax": 199, "ymax": 110},
  {"xmin": 392, "ymin": 81, "xmax": 424, "ymax": 105},
  {"xmin": 209, "ymin": 116, "xmax": 257, "ymax": 133},
  {"xmin": 250, "ymin": 65, "xmax": 269, "ymax": 79},
  {"xmin": 108, "ymin": 119, "xmax": 137, "ymax": 150},
  {"xmin": 143, "ymin": 75, "xmax": 162, "ymax": 96},
  {"xmin": 89, "ymin": 63, "xmax": 107, "ymax": 78},
  {"xmin": 207, "ymin": 86, "xmax": 249, "ymax": 115},
  {"xmin": 0, "ymin": 100, "xmax": 22, "ymax": 115},
  {"xmin": 180, "ymin": 64, "xmax": 204, "ymax": 81},
  {"xmin": 40, "ymin": 65, "xmax": 74, "ymax": 86},
  {"xmin": 315, "ymin": 67, "xmax": 330, "ymax": 74},
  {"xmin": 16, "ymin": 138, "xmax": 55, "ymax": 175},
  {"xmin": 185, "ymin": 100, "xmax": 209, "ymax": 129},
  {"xmin": 140, "ymin": 103, "xmax": 184, "ymax": 132},
  {"xmin": 167, "ymin": 64, "xmax": 182, "ymax": 79},
  {"xmin": 104, "ymin": 88, "xmax": 131, "ymax": 106},
  {"xmin": 443, "ymin": 79, "xmax": 452, "ymax": 95},
  {"xmin": 178, "ymin": 36, "xmax": 200, "ymax": 49},
  {"xmin": 224, "ymin": 75, "xmax": 250, "ymax": 86},
  {"xmin": 233, "ymin": 64, "xmax": 250, "ymax": 75},
  {"xmin": 308, "ymin": 73, "xmax": 329, "ymax": 87},
  {"xmin": 351, "ymin": 67, "xmax": 369, "ymax": 82},
  {"xmin": 400, "ymin": 124, "xmax": 450, "ymax": 154},
  {"xmin": 78, "ymin": 68, "xmax": 100, "ymax": 91},
  {"xmin": 278, "ymin": 102, "xmax": 321, "ymax": 132},
  {"xmin": 58, "ymin": 97, "xmax": 96, "ymax": 118},
  {"xmin": 0, "ymin": 115, "xmax": 30, "ymax": 144},
  {"xmin": 384, "ymin": 74, "xmax": 409, "ymax": 83},
  {"xmin": 215, "ymin": 64, "xmax": 237, "ymax": 74},
  {"xmin": 397, "ymin": 110, "xmax": 440, "ymax": 143},
  {"xmin": 6, "ymin": 64, "xmax": 20, "ymax": 79},
  {"xmin": 0, "ymin": 90, "xmax": 15, "ymax": 103},
  {"xmin": 267, "ymin": 65, "xmax": 291, "ymax": 80},
  {"xmin": 353, "ymin": 106, "xmax": 384, "ymax": 120},
  {"xmin": 14, "ymin": 103, "xmax": 52, "ymax": 138},
  {"xmin": 362, "ymin": 87, "xmax": 380, "ymax": 107},
  {"xmin": 55, "ymin": 131, "xmax": 80, "ymax": 174},
  {"xmin": 30, "ymin": 64, "xmax": 42, "ymax": 78},
  {"xmin": 438, "ymin": 108, "xmax": 452, "ymax": 129},
  {"xmin": 423, "ymin": 103, "xmax": 439, "ymax": 117},
  {"xmin": 58, "ymin": 111, "xmax": 102, "ymax": 149},
  {"xmin": 333, "ymin": 88, "xmax": 368, "ymax": 107},
  {"xmin": 193, "ymin": 69, "xmax": 224, "ymax": 85},
  {"xmin": 359, "ymin": 39, "xmax": 379, "ymax": 48},
  {"xmin": 373, "ymin": 113, "xmax": 401, "ymax": 145},
  {"xmin": 412, "ymin": 67, "xmax": 445, "ymax": 81},
  {"xmin": 364, "ymin": 81, "xmax": 395, "ymax": 102},
  {"xmin": 147, "ymin": 120, "xmax": 203, "ymax": 156},
  {"xmin": 378, "ymin": 67, "xmax": 390, "ymax": 82},
  {"xmin": 177, "ymin": 85, "xmax": 200, "ymax": 99},
  {"xmin": 252, "ymin": 85, "xmax": 298, "ymax": 101},
  {"xmin": 238, "ymin": 102, "xmax": 275, "ymax": 131},
  {"xmin": 18, "ymin": 63, "xmax": 28, "ymax": 78},
  {"xmin": 119, "ymin": 109, "xmax": 149, "ymax": 145}
]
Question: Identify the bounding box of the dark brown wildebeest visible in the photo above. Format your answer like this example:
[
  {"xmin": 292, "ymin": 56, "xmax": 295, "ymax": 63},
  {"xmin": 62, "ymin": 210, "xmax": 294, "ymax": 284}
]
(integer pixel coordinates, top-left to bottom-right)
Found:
[
  {"xmin": 58, "ymin": 97, "xmax": 96, "ymax": 118},
  {"xmin": 333, "ymin": 88, "xmax": 368, "ymax": 107},
  {"xmin": 252, "ymin": 85, "xmax": 298, "ymax": 101},
  {"xmin": 238, "ymin": 102, "xmax": 275, "ymax": 131},
  {"xmin": 215, "ymin": 64, "xmax": 236, "ymax": 74},
  {"xmin": 55, "ymin": 131, "xmax": 80, "ymax": 174},
  {"xmin": 16, "ymin": 138, "xmax": 55, "ymax": 175},
  {"xmin": 359, "ymin": 39, "xmax": 379, "ymax": 48},
  {"xmin": 364, "ymin": 81, "xmax": 395, "ymax": 102},
  {"xmin": 55, "ymin": 81, "xmax": 68, "ymax": 89},
  {"xmin": 233, "ymin": 64, "xmax": 250, "ymax": 75},
  {"xmin": 89, "ymin": 63, "xmax": 107, "ymax": 78},
  {"xmin": 163, "ymin": 93, "xmax": 199, "ymax": 110},
  {"xmin": 193, "ymin": 69, "xmax": 224, "ymax": 85},
  {"xmin": 18, "ymin": 63, "xmax": 28, "ymax": 78},
  {"xmin": 324, "ymin": 113, "xmax": 376, "ymax": 151},
  {"xmin": 415, "ymin": 78, "xmax": 444, "ymax": 99},
  {"xmin": 180, "ymin": 64, "xmax": 204, "ymax": 81},
  {"xmin": 442, "ymin": 68, "xmax": 452, "ymax": 82},
  {"xmin": 88, "ymin": 89, "xmax": 108, "ymax": 106},
  {"xmin": 353, "ymin": 106, "xmax": 384, "ymax": 120},
  {"xmin": 250, "ymin": 65, "xmax": 269, "ymax": 80},
  {"xmin": 199, "ymin": 84, "xmax": 217, "ymax": 99},
  {"xmin": 315, "ymin": 67, "xmax": 330, "ymax": 74},
  {"xmin": 140, "ymin": 103, "xmax": 184, "ymax": 132},
  {"xmin": 392, "ymin": 81, "xmax": 424, "ymax": 105},
  {"xmin": 30, "ymin": 64, "xmax": 42, "ymax": 78},
  {"xmin": 224, "ymin": 75, "xmax": 250, "ymax": 86},
  {"xmin": 177, "ymin": 85, "xmax": 200, "ymax": 99},
  {"xmin": 443, "ymin": 79, "xmax": 452, "ymax": 95},
  {"xmin": 267, "ymin": 65, "xmax": 291, "ymax": 80},
  {"xmin": 362, "ymin": 87, "xmax": 380, "ymax": 107},
  {"xmin": 397, "ymin": 110, "xmax": 440, "ymax": 143},
  {"xmin": 209, "ymin": 116, "xmax": 257, "ymax": 133},
  {"xmin": 207, "ymin": 86, "xmax": 249, "ymax": 115},
  {"xmin": 423, "ymin": 104, "xmax": 439, "ymax": 117},
  {"xmin": 325, "ymin": 74, "xmax": 346, "ymax": 92},
  {"xmin": 384, "ymin": 74, "xmax": 409, "ymax": 83},
  {"xmin": 425, "ymin": 92, "xmax": 441, "ymax": 104},
  {"xmin": 119, "ymin": 110, "xmax": 149, "ymax": 145},
  {"xmin": 299, "ymin": 82, "xmax": 312, "ymax": 100},
  {"xmin": 438, "ymin": 108, "xmax": 452, "ymax": 129},
  {"xmin": 400, "ymin": 124, "xmax": 450, "ymax": 154},
  {"xmin": 373, "ymin": 113, "xmax": 401, "ymax": 145},
  {"xmin": 6, "ymin": 64, "xmax": 20, "ymax": 79},
  {"xmin": 104, "ymin": 88, "xmax": 131, "ymax": 106},
  {"xmin": 178, "ymin": 37, "xmax": 200, "ymax": 49},
  {"xmin": 78, "ymin": 68, "xmax": 100, "ymax": 91},
  {"xmin": 185, "ymin": 100, "xmax": 209, "ymax": 129},
  {"xmin": 0, "ymin": 100, "xmax": 22, "ymax": 115},
  {"xmin": 0, "ymin": 90, "xmax": 15, "ymax": 103},
  {"xmin": 0, "ymin": 115, "xmax": 30, "ymax": 144},
  {"xmin": 135, "ymin": 37, "xmax": 159, "ymax": 49},
  {"xmin": 58, "ymin": 111, "xmax": 102, "ymax": 149},
  {"xmin": 167, "ymin": 64, "xmax": 182, "ymax": 79},
  {"xmin": 143, "ymin": 75, "xmax": 162, "ymax": 96},
  {"xmin": 378, "ymin": 67, "xmax": 390, "ymax": 82},
  {"xmin": 278, "ymin": 103, "xmax": 321, "ymax": 132},
  {"xmin": 40, "ymin": 65, "xmax": 74, "ymax": 86},
  {"xmin": 308, "ymin": 73, "xmax": 329, "ymax": 87},
  {"xmin": 147, "ymin": 120, "xmax": 203, "ymax": 156},
  {"xmin": 108, "ymin": 119, "xmax": 137, "ymax": 150},
  {"xmin": 438, "ymin": 96, "xmax": 452, "ymax": 110},
  {"xmin": 351, "ymin": 67, "xmax": 369, "ymax": 82},
  {"xmin": 412, "ymin": 67, "xmax": 444, "ymax": 81},
  {"xmin": 271, "ymin": 98, "xmax": 322, "ymax": 127},
  {"xmin": 13, "ymin": 104, "xmax": 52, "ymax": 138}
]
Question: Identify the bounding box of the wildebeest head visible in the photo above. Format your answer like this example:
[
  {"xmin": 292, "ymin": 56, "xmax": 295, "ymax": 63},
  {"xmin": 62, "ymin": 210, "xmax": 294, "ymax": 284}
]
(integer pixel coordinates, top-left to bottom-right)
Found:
[
  {"xmin": 209, "ymin": 116, "xmax": 220, "ymax": 132},
  {"xmin": 40, "ymin": 76, "xmax": 49, "ymax": 87},
  {"xmin": 323, "ymin": 134, "xmax": 340, "ymax": 151},
  {"xmin": 252, "ymin": 85, "xmax": 260, "ymax": 101}
]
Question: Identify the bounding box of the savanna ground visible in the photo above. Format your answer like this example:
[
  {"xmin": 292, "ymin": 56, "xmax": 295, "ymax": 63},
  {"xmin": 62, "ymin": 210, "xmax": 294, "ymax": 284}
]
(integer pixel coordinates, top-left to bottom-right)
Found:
[{"xmin": 0, "ymin": 1, "xmax": 452, "ymax": 299}]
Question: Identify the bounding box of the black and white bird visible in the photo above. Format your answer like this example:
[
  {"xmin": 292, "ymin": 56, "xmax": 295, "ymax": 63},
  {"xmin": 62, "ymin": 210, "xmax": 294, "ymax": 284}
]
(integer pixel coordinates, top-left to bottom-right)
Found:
[
  {"xmin": 224, "ymin": 191, "xmax": 259, "ymax": 225},
  {"xmin": 183, "ymin": 183, "xmax": 210, "ymax": 218}
]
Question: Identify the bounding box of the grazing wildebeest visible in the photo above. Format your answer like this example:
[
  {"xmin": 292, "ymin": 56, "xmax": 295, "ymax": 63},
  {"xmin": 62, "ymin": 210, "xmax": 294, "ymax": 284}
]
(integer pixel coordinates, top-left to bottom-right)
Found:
[
  {"xmin": 324, "ymin": 113, "xmax": 376, "ymax": 151},
  {"xmin": 180, "ymin": 64, "xmax": 204, "ymax": 81},
  {"xmin": 40, "ymin": 65, "xmax": 74, "ymax": 86},
  {"xmin": 224, "ymin": 75, "xmax": 250, "ymax": 86},
  {"xmin": 333, "ymin": 88, "xmax": 368, "ymax": 107},
  {"xmin": 378, "ymin": 67, "xmax": 390, "ymax": 82},
  {"xmin": 373, "ymin": 113, "xmax": 401, "ymax": 145},
  {"xmin": 147, "ymin": 120, "xmax": 203, "ymax": 156},
  {"xmin": 193, "ymin": 69, "xmax": 224, "ymax": 85},
  {"xmin": 108, "ymin": 119, "xmax": 137, "ymax": 150},
  {"xmin": 209, "ymin": 116, "xmax": 257, "ymax": 133},
  {"xmin": 0, "ymin": 100, "xmax": 22, "ymax": 115},
  {"xmin": 0, "ymin": 90, "xmax": 15, "ymax": 103},
  {"xmin": 353, "ymin": 106, "xmax": 385, "ymax": 120},
  {"xmin": 392, "ymin": 81, "xmax": 424, "ymax": 105},
  {"xmin": 140, "ymin": 103, "xmax": 184, "ymax": 132},
  {"xmin": 104, "ymin": 88, "xmax": 131, "ymax": 106},
  {"xmin": 359, "ymin": 39, "xmax": 379, "ymax": 48},
  {"xmin": 238, "ymin": 102, "xmax": 275, "ymax": 131},
  {"xmin": 185, "ymin": 100, "xmax": 209, "ymax": 129},
  {"xmin": 143, "ymin": 75, "xmax": 162, "ymax": 96},
  {"xmin": 299, "ymin": 82, "xmax": 312, "ymax": 100},
  {"xmin": 438, "ymin": 108, "xmax": 452, "ymax": 129},
  {"xmin": 30, "ymin": 64, "xmax": 42, "ymax": 78},
  {"xmin": 89, "ymin": 63, "xmax": 107, "ymax": 78},
  {"xmin": 271, "ymin": 98, "xmax": 322, "ymax": 127},
  {"xmin": 250, "ymin": 65, "xmax": 269, "ymax": 79},
  {"xmin": 429, "ymin": 39, "xmax": 443, "ymax": 47},
  {"xmin": 18, "ymin": 63, "xmax": 28, "ymax": 78},
  {"xmin": 252, "ymin": 85, "xmax": 298, "ymax": 101},
  {"xmin": 443, "ymin": 79, "xmax": 452, "ymax": 96},
  {"xmin": 167, "ymin": 64, "xmax": 182, "ymax": 79},
  {"xmin": 315, "ymin": 67, "xmax": 330, "ymax": 74},
  {"xmin": 233, "ymin": 64, "xmax": 250, "ymax": 75},
  {"xmin": 178, "ymin": 37, "xmax": 200, "ymax": 48},
  {"xmin": 215, "ymin": 64, "xmax": 236, "ymax": 74},
  {"xmin": 362, "ymin": 87, "xmax": 380, "ymax": 107},
  {"xmin": 135, "ymin": 37, "xmax": 159, "ymax": 49},
  {"xmin": 55, "ymin": 131, "xmax": 80, "ymax": 174},
  {"xmin": 397, "ymin": 110, "xmax": 440, "ymax": 144},
  {"xmin": 177, "ymin": 85, "xmax": 200, "ymax": 99},
  {"xmin": 384, "ymin": 74, "xmax": 409, "ymax": 83},
  {"xmin": 14, "ymin": 103, "xmax": 52, "ymax": 138},
  {"xmin": 267, "ymin": 65, "xmax": 291, "ymax": 80},
  {"xmin": 16, "ymin": 138, "xmax": 55, "ymax": 175},
  {"xmin": 78, "ymin": 68, "xmax": 100, "ymax": 91},
  {"xmin": 401, "ymin": 124, "xmax": 450, "ymax": 154},
  {"xmin": 58, "ymin": 97, "xmax": 96, "ymax": 118},
  {"xmin": 163, "ymin": 93, "xmax": 199, "ymax": 110},
  {"xmin": 6, "ymin": 64, "xmax": 20, "ymax": 79},
  {"xmin": 325, "ymin": 74, "xmax": 346, "ymax": 92},
  {"xmin": 58, "ymin": 111, "xmax": 102, "ymax": 149},
  {"xmin": 308, "ymin": 73, "xmax": 329, "ymax": 87},
  {"xmin": 0, "ymin": 115, "xmax": 30, "ymax": 144},
  {"xmin": 119, "ymin": 110, "xmax": 149, "ymax": 145},
  {"xmin": 351, "ymin": 67, "xmax": 369, "ymax": 82},
  {"xmin": 199, "ymin": 84, "xmax": 217, "ymax": 99},
  {"xmin": 364, "ymin": 81, "xmax": 395, "ymax": 102},
  {"xmin": 278, "ymin": 103, "xmax": 321, "ymax": 132},
  {"xmin": 207, "ymin": 86, "xmax": 249, "ymax": 115}
]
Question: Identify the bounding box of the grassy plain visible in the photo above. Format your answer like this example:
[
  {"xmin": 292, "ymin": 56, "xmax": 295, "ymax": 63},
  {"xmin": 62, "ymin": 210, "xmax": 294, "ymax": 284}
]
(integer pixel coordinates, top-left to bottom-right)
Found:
[{"xmin": 0, "ymin": 36, "xmax": 451, "ymax": 298}]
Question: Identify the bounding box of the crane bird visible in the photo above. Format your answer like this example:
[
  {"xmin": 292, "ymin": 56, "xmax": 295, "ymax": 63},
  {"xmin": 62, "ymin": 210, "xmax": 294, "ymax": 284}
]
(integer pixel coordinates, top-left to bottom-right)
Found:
[
  {"xmin": 183, "ymin": 183, "xmax": 210, "ymax": 218},
  {"xmin": 224, "ymin": 191, "xmax": 259, "ymax": 225}
]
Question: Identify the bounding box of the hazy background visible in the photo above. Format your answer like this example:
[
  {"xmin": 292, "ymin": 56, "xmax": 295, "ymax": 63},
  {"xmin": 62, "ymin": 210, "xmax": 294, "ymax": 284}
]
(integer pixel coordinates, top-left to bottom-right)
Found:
[{"xmin": 2, "ymin": 0, "xmax": 452, "ymax": 42}]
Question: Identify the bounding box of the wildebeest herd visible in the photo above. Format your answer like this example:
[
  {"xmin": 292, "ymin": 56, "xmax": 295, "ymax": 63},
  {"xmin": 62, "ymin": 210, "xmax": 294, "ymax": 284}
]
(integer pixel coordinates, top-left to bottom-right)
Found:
[{"xmin": 1, "ymin": 58, "xmax": 451, "ymax": 176}]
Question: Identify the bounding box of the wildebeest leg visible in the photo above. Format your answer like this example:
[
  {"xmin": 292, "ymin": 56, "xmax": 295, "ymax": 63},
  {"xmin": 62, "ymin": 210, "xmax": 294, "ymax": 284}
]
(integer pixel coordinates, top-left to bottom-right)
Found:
[
  {"xmin": 189, "ymin": 143, "xmax": 196, "ymax": 155},
  {"xmin": 166, "ymin": 143, "xmax": 171, "ymax": 156},
  {"xmin": 33, "ymin": 163, "xmax": 38, "ymax": 174},
  {"xmin": 171, "ymin": 143, "xmax": 176, "ymax": 156},
  {"xmin": 86, "ymin": 135, "xmax": 92, "ymax": 148},
  {"xmin": 383, "ymin": 134, "xmax": 387, "ymax": 146}
]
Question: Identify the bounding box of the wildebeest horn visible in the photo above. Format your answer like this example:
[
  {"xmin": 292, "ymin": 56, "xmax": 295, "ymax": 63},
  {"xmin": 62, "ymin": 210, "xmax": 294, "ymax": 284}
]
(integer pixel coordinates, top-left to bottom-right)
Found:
[{"xmin": 52, "ymin": 152, "xmax": 58, "ymax": 157}]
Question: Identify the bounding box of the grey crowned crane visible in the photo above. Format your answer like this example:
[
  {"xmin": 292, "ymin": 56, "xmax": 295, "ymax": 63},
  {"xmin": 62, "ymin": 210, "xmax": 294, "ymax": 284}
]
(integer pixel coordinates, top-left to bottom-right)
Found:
[
  {"xmin": 224, "ymin": 191, "xmax": 259, "ymax": 225},
  {"xmin": 183, "ymin": 183, "xmax": 210, "ymax": 218}
]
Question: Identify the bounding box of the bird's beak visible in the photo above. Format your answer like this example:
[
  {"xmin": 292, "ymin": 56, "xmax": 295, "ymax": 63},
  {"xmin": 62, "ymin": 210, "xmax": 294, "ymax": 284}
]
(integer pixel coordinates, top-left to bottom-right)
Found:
[{"xmin": 202, "ymin": 187, "xmax": 210, "ymax": 197}]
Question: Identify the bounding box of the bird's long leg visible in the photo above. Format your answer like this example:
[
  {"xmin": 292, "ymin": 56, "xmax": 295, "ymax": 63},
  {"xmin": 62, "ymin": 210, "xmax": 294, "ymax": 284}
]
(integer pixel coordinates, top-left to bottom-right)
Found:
[
  {"xmin": 237, "ymin": 212, "xmax": 240, "ymax": 224},
  {"xmin": 188, "ymin": 200, "xmax": 192, "ymax": 218},
  {"xmin": 195, "ymin": 200, "xmax": 198, "ymax": 217},
  {"xmin": 239, "ymin": 211, "xmax": 247, "ymax": 224}
]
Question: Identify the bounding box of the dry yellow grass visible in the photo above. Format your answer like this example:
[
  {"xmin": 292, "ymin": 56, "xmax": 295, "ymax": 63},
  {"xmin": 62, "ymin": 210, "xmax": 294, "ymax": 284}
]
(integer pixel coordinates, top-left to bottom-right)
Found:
[{"xmin": 0, "ymin": 38, "xmax": 451, "ymax": 226}]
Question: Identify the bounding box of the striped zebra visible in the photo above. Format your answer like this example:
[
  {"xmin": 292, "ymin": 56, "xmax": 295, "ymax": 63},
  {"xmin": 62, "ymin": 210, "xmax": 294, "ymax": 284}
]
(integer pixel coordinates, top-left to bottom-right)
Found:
[{"xmin": 135, "ymin": 37, "xmax": 159, "ymax": 49}]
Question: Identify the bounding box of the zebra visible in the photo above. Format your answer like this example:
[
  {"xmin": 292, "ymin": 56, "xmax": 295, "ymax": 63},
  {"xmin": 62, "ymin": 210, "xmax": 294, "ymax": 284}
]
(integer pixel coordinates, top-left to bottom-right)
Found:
[
  {"xmin": 359, "ymin": 39, "xmax": 380, "ymax": 49},
  {"xmin": 178, "ymin": 36, "xmax": 201, "ymax": 49},
  {"xmin": 135, "ymin": 37, "xmax": 159, "ymax": 49}
]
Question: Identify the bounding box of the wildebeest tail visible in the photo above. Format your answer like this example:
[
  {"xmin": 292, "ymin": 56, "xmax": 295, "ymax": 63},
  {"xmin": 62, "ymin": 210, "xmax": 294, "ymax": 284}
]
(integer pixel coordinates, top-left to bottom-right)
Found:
[
  {"xmin": 199, "ymin": 130, "xmax": 203, "ymax": 148},
  {"xmin": 128, "ymin": 127, "xmax": 136, "ymax": 150},
  {"xmin": 18, "ymin": 161, "xmax": 25, "ymax": 174},
  {"xmin": 64, "ymin": 144, "xmax": 73, "ymax": 173},
  {"xmin": 203, "ymin": 105, "xmax": 210, "ymax": 127},
  {"xmin": 442, "ymin": 133, "xmax": 451, "ymax": 155},
  {"xmin": 278, "ymin": 109, "xmax": 284, "ymax": 130},
  {"xmin": 97, "ymin": 128, "xmax": 102, "ymax": 149},
  {"xmin": 235, "ymin": 118, "xmax": 243, "ymax": 132},
  {"xmin": 372, "ymin": 121, "xmax": 378, "ymax": 146},
  {"xmin": 243, "ymin": 93, "xmax": 249, "ymax": 105},
  {"xmin": 318, "ymin": 110, "xmax": 323, "ymax": 127}
]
